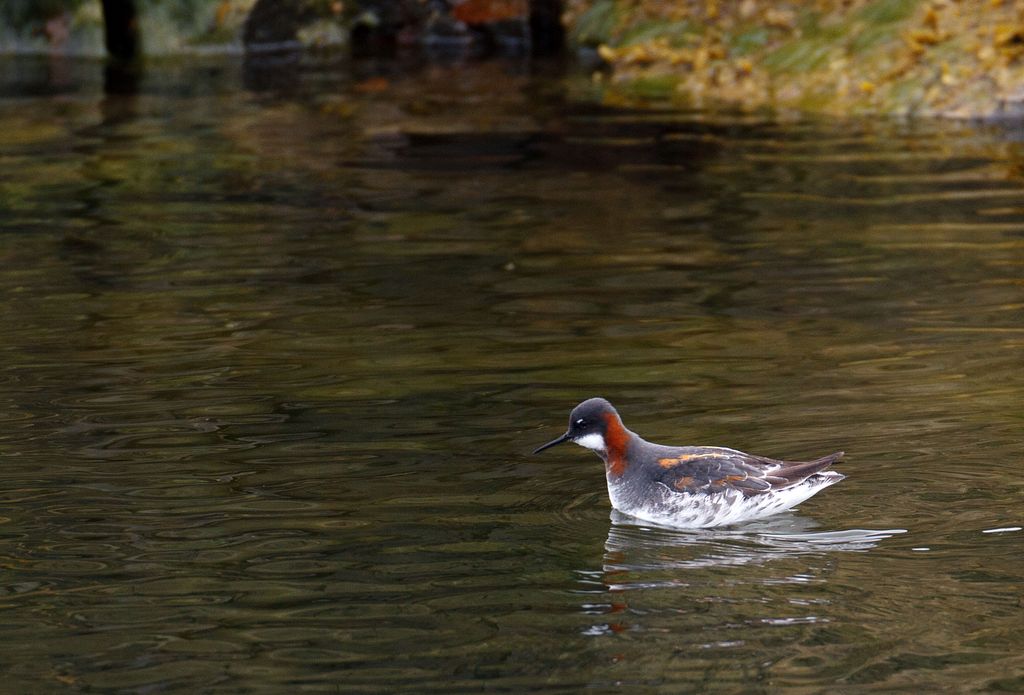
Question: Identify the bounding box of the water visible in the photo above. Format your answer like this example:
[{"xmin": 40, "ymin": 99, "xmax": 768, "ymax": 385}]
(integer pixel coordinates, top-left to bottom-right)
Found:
[{"xmin": 1, "ymin": 54, "xmax": 1022, "ymax": 692}]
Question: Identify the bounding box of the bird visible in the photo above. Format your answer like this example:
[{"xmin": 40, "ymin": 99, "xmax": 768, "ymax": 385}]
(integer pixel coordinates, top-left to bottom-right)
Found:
[{"xmin": 533, "ymin": 397, "xmax": 845, "ymax": 528}]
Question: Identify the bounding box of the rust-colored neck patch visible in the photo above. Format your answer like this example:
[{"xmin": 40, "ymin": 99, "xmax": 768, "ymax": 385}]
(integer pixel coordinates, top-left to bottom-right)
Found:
[{"xmin": 602, "ymin": 412, "xmax": 630, "ymax": 477}]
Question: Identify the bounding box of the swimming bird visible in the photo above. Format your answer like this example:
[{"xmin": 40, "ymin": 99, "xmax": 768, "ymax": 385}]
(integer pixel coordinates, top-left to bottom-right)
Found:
[{"xmin": 533, "ymin": 398, "xmax": 845, "ymax": 528}]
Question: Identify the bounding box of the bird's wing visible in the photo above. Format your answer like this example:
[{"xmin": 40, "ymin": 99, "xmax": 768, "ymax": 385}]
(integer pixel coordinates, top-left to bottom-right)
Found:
[{"xmin": 654, "ymin": 449, "xmax": 844, "ymax": 497}]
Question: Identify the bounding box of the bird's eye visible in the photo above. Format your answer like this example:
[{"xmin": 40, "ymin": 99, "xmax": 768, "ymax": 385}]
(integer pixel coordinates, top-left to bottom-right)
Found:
[{"xmin": 575, "ymin": 418, "xmax": 586, "ymax": 426}]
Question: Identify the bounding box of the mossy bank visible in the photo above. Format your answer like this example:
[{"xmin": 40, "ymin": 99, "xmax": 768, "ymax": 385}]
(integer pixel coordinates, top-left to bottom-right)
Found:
[{"xmin": 567, "ymin": 0, "xmax": 1024, "ymax": 117}]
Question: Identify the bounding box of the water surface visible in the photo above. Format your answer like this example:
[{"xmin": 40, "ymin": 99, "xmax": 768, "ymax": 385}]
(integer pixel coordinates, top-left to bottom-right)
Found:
[{"xmin": 0, "ymin": 55, "xmax": 1022, "ymax": 692}]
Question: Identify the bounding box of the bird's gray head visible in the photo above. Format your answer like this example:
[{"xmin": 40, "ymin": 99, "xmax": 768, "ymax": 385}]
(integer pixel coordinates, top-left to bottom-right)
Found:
[{"xmin": 533, "ymin": 398, "xmax": 620, "ymax": 454}]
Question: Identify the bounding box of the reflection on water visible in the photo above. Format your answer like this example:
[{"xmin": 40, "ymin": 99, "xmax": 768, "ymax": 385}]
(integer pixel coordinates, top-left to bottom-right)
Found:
[
  {"xmin": 595, "ymin": 512, "xmax": 905, "ymax": 630},
  {"xmin": 604, "ymin": 510, "xmax": 908, "ymax": 574},
  {"xmin": 584, "ymin": 514, "xmax": 906, "ymax": 647},
  {"xmin": 1, "ymin": 54, "xmax": 1024, "ymax": 692}
]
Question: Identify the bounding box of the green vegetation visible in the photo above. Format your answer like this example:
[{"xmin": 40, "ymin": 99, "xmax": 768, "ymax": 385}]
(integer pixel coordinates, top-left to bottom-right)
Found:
[
  {"xmin": 566, "ymin": 0, "xmax": 1024, "ymax": 117},
  {"xmin": 569, "ymin": 0, "xmax": 620, "ymax": 46}
]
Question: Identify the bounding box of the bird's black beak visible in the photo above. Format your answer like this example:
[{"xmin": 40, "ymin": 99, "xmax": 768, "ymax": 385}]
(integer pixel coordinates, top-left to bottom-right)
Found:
[{"xmin": 533, "ymin": 431, "xmax": 571, "ymax": 454}]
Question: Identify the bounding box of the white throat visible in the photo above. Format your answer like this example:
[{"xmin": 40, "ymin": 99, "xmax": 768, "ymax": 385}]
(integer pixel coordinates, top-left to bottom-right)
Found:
[{"xmin": 573, "ymin": 433, "xmax": 607, "ymax": 452}]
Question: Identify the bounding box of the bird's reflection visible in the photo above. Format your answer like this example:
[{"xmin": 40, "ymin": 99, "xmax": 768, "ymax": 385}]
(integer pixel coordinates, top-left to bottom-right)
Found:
[
  {"xmin": 576, "ymin": 512, "xmax": 907, "ymax": 637},
  {"xmin": 603, "ymin": 510, "xmax": 906, "ymax": 577}
]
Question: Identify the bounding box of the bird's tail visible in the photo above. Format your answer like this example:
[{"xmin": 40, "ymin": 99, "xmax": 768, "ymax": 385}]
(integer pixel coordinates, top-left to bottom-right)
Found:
[{"xmin": 773, "ymin": 451, "xmax": 845, "ymax": 487}]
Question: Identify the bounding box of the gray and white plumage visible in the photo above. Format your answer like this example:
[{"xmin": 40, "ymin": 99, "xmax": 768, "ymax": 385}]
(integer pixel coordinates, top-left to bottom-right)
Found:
[{"xmin": 533, "ymin": 398, "xmax": 845, "ymax": 528}]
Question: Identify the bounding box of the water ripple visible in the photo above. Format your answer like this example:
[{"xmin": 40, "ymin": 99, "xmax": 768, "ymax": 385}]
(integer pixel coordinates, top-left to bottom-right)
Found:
[{"xmin": 1, "ymin": 62, "xmax": 1023, "ymax": 693}]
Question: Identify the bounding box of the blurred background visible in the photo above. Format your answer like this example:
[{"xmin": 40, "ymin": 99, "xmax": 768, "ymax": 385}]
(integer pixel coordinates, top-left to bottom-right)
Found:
[{"xmin": 5, "ymin": 0, "xmax": 1024, "ymax": 115}]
